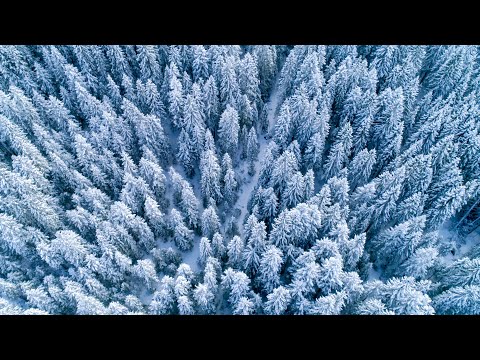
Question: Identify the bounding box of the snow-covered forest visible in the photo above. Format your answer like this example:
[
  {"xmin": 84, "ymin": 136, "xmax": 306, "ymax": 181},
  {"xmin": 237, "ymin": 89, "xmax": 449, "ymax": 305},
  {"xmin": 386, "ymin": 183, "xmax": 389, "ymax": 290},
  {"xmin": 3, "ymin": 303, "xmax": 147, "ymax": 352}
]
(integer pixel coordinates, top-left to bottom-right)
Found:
[{"xmin": 0, "ymin": 45, "xmax": 479, "ymax": 315}]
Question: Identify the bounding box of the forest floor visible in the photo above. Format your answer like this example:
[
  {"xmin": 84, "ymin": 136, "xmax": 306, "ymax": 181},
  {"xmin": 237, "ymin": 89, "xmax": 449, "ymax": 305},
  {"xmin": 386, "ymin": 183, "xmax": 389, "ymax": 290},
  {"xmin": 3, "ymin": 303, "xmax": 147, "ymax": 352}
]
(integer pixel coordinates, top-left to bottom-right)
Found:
[{"xmin": 437, "ymin": 220, "xmax": 480, "ymax": 264}]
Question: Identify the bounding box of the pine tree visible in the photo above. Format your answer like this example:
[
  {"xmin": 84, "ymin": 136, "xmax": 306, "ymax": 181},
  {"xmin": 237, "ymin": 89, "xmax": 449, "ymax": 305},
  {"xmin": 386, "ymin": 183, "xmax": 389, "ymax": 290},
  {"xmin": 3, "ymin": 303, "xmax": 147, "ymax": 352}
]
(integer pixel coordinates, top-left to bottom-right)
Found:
[
  {"xmin": 122, "ymin": 99, "xmax": 169, "ymax": 162},
  {"xmin": 239, "ymin": 53, "xmax": 261, "ymax": 106},
  {"xmin": 256, "ymin": 142, "xmax": 279, "ymax": 188},
  {"xmin": 199, "ymin": 237, "xmax": 213, "ymax": 267},
  {"xmin": 304, "ymin": 131, "xmax": 327, "ymax": 173},
  {"xmin": 370, "ymin": 87, "xmax": 404, "ymax": 170},
  {"xmin": 119, "ymin": 172, "xmax": 154, "ymax": 215},
  {"xmin": 201, "ymin": 205, "xmax": 221, "ymax": 239},
  {"xmin": 399, "ymin": 247, "xmax": 438, "ymax": 279},
  {"xmin": 136, "ymin": 45, "xmax": 161, "ymax": 84},
  {"xmin": 169, "ymin": 168, "xmax": 200, "ymax": 228},
  {"xmin": 246, "ymin": 127, "xmax": 259, "ymax": 175},
  {"xmin": 264, "ymin": 286, "xmax": 291, "ymax": 315},
  {"xmin": 308, "ymin": 291, "xmax": 347, "ymax": 315},
  {"xmin": 232, "ymin": 296, "xmax": 255, "ymax": 315},
  {"xmin": 200, "ymin": 148, "xmax": 222, "ymax": 205},
  {"xmin": 317, "ymin": 256, "xmax": 345, "ymax": 295},
  {"xmin": 242, "ymin": 219, "xmax": 267, "ymax": 276},
  {"xmin": 106, "ymin": 45, "xmax": 132, "ymax": 84},
  {"xmin": 426, "ymin": 184, "xmax": 467, "ymax": 230},
  {"xmin": 434, "ymin": 285, "xmax": 480, "ymax": 315},
  {"xmin": 238, "ymin": 94, "xmax": 256, "ymax": 130},
  {"xmin": 167, "ymin": 64, "xmax": 184, "ymax": 128},
  {"xmin": 294, "ymin": 52, "xmax": 324, "ymax": 99},
  {"xmin": 143, "ymin": 79, "xmax": 166, "ymax": 118},
  {"xmin": 322, "ymin": 122, "xmax": 352, "ymax": 180},
  {"xmin": 203, "ymin": 76, "xmax": 220, "ymax": 134},
  {"xmin": 357, "ymin": 299, "xmax": 395, "ymax": 315},
  {"xmin": 144, "ymin": 196, "xmax": 167, "ymax": 239},
  {"xmin": 371, "ymin": 216, "xmax": 426, "ymax": 276},
  {"xmin": 282, "ymin": 172, "xmax": 306, "ymax": 209},
  {"xmin": 39, "ymin": 230, "xmax": 88, "ymax": 269},
  {"xmin": 120, "ymin": 74, "xmax": 136, "ymax": 104},
  {"xmin": 424, "ymin": 46, "xmax": 476, "ymax": 99},
  {"xmin": 177, "ymin": 129, "xmax": 195, "ymax": 177},
  {"xmin": 218, "ymin": 105, "xmax": 240, "ymax": 156},
  {"xmin": 211, "ymin": 232, "xmax": 226, "ymax": 260},
  {"xmin": 274, "ymin": 102, "xmax": 293, "ymax": 150},
  {"xmin": 183, "ymin": 88, "xmax": 206, "ymax": 160},
  {"xmin": 227, "ymin": 236, "xmax": 244, "ymax": 268},
  {"xmin": 440, "ymin": 257, "xmax": 480, "ymax": 288},
  {"xmin": 370, "ymin": 166, "xmax": 406, "ymax": 231},
  {"xmin": 402, "ymin": 154, "xmax": 433, "ymax": 200},
  {"xmin": 223, "ymin": 168, "xmax": 238, "ymax": 207},
  {"xmin": 138, "ymin": 154, "xmax": 166, "ymax": 202},
  {"xmin": 257, "ymin": 245, "xmax": 283, "ymax": 294},
  {"xmin": 270, "ymin": 203, "xmax": 322, "ymax": 250},
  {"xmin": 271, "ymin": 150, "xmax": 299, "ymax": 191},
  {"xmin": 132, "ymin": 259, "xmax": 159, "ymax": 291},
  {"xmin": 259, "ymin": 187, "xmax": 278, "ymax": 225},
  {"xmin": 193, "ymin": 283, "xmax": 215, "ymax": 314},
  {"xmin": 170, "ymin": 209, "xmax": 194, "ymax": 251},
  {"xmin": 253, "ymin": 46, "xmax": 277, "ymax": 99},
  {"xmin": 219, "ymin": 56, "xmax": 240, "ymax": 108},
  {"xmin": 348, "ymin": 148, "xmax": 376, "ymax": 191},
  {"xmin": 150, "ymin": 276, "xmax": 175, "ymax": 314},
  {"xmin": 191, "ymin": 45, "xmax": 209, "ymax": 82}
]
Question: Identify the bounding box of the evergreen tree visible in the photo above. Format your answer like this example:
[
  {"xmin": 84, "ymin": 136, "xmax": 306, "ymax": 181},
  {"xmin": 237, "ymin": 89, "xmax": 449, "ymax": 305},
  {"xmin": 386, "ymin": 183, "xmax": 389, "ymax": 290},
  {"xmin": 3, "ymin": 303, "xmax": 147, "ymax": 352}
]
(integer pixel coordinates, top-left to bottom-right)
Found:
[
  {"xmin": 193, "ymin": 283, "xmax": 215, "ymax": 314},
  {"xmin": 106, "ymin": 45, "xmax": 132, "ymax": 84},
  {"xmin": 440, "ymin": 257, "xmax": 480, "ymax": 288},
  {"xmin": 370, "ymin": 87, "xmax": 404, "ymax": 171},
  {"xmin": 282, "ymin": 172, "xmax": 306, "ymax": 209},
  {"xmin": 199, "ymin": 237, "xmax": 213, "ymax": 268},
  {"xmin": 223, "ymin": 167, "xmax": 238, "ymax": 207},
  {"xmin": 167, "ymin": 64, "xmax": 184, "ymax": 128},
  {"xmin": 227, "ymin": 236, "xmax": 244, "ymax": 268},
  {"xmin": 200, "ymin": 148, "xmax": 222, "ymax": 205},
  {"xmin": 348, "ymin": 149, "xmax": 376, "ymax": 191},
  {"xmin": 170, "ymin": 209, "xmax": 194, "ymax": 251},
  {"xmin": 264, "ymin": 286, "xmax": 291, "ymax": 315},
  {"xmin": 218, "ymin": 105, "xmax": 240, "ymax": 156},
  {"xmin": 434, "ymin": 285, "xmax": 480, "ymax": 315},
  {"xmin": 253, "ymin": 46, "xmax": 277, "ymax": 99},
  {"xmin": 239, "ymin": 53, "xmax": 261, "ymax": 106},
  {"xmin": 201, "ymin": 205, "xmax": 221, "ymax": 239},
  {"xmin": 371, "ymin": 216, "xmax": 426, "ymax": 276},
  {"xmin": 136, "ymin": 45, "xmax": 161, "ymax": 84},
  {"xmin": 257, "ymin": 245, "xmax": 283, "ymax": 294},
  {"xmin": 203, "ymin": 76, "xmax": 220, "ymax": 135},
  {"xmin": 271, "ymin": 150, "xmax": 299, "ymax": 191},
  {"xmin": 144, "ymin": 196, "xmax": 167, "ymax": 239},
  {"xmin": 177, "ymin": 129, "xmax": 195, "ymax": 177},
  {"xmin": 233, "ymin": 296, "xmax": 255, "ymax": 315},
  {"xmin": 357, "ymin": 299, "xmax": 395, "ymax": 315},
  {"xmin": 274, "ymin": 102, "xmax": 293, "ymax": 150},
  {"xmin": 242, "ymin": 219, "xmax": 267, "ymax": 276},
  {"xmin": 246, "ymin": 127, "xmax": 259, "ymax": 175},
  {"xmin": 219, "ymin": 56, "xmax": 240, "ymax": 108},
  {"xmin": 322, "ymin": 122, "xmax": 352, "ymax": 180}
]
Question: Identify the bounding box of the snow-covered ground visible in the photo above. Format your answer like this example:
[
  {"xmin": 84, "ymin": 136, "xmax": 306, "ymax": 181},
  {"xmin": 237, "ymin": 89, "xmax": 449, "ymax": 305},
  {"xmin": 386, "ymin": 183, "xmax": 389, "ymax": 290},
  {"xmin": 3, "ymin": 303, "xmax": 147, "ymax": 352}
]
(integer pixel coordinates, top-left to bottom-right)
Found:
[
  {"xmin": 367, "ymin": 267, "xmax": 381, "ymax": 281},
  {"xmin": 438, "ymin": 219, "xmax": 480, "ymax": 264},
  {"xmin": 181, "ymin": 235, "xmax": 201, "ymax": 272}
]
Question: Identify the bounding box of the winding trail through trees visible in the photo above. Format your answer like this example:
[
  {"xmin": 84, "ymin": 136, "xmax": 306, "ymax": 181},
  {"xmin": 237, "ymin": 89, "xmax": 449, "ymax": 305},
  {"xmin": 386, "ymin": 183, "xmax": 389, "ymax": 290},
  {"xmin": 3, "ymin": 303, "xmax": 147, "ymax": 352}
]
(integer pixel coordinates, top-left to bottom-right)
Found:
[{"xmin": 234, "ymin": 77, "xmax": 282, "ymax": 236}]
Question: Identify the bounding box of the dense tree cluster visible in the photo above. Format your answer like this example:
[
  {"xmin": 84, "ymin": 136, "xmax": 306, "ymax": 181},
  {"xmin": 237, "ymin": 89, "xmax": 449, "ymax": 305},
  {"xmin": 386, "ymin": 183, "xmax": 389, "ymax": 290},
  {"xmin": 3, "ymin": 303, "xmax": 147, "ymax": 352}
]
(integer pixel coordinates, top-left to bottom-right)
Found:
[{"xmin": 0, "ymin": 45, "xmax": 479, "ymax": 314}]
